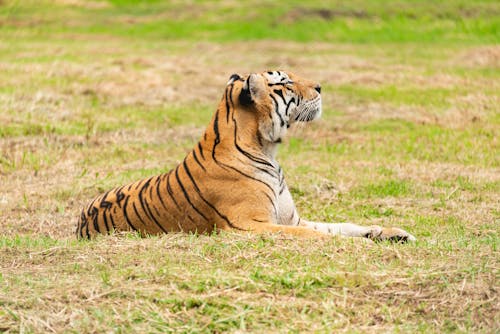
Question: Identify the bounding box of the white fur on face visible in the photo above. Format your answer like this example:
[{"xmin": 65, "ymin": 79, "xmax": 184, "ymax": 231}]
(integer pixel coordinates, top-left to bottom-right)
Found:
[
  {"xmin": 263, "ymin": 71, "xmax": 291, "ymax": 84},
  {"xmin": 259, "ymin": 71, "xmax": 322, "ymax": 143},
  {"xmin": 292, "ymin": 94, "xmax": 322, "ymax": 123}
]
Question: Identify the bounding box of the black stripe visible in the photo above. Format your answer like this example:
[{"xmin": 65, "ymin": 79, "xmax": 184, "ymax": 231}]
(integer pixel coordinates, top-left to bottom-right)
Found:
[
  {"xmin": 227, "ymin": 81, "xmax": 235, "ymax": 109},
  {"xmin": 156, "ymin": 174, "xmax": 180, "ymax": 226},
  {"xmin": 192, "ymin": 150, "xmax": 206, "ymax": 171},
  {"xmin": 228, "ymin": 86, "xmax": 270, "ymax": 170},
  {"xmin": 96, "ymin": 193, "xmax": 111, "ymax": 235},
  {"xmin": 132, "ymin": 201, "xmax": 148, "ymax": 226},
  {"xmin": 268, "ymin": 83, "xmax": 286, "ymax": 87},
  {"xmin": 151, "ymin": 204, "xmax": 166, "ymax": 229},
  {"xmin": 233, "ymin": 124, "xmax": 274, "ymax": 167},
  {"xmin": 273, "ymin": 89, "xmax": 287, "ymax": 105},
  {"xmin": 264, "ymin": 192, "xmax": 278, "ymax": 218},
  {"xmin": 84, "ymin": 212, "xmax": 91, "ymax": 239},
  {"xmin": 215, "ymin": 160, "xmax": 275, "ymax": 195},
  {"xmin": 229, "ymin": 85, "xmax": 274, "ymax": 177},
  {"xmin": 255, "ymin": 165, "xmax": 278, "ymax": 178},
  {"xmin": 230, "ymin": 91, "xmax": 274, "ymax": 169},
  {"xmin": 225, "ymin": 85, "xmax": 232, "ymax": 123},
  {"xmin": 85, "ymin": 216, "xmax": 91, "ymax": 239},
  {"xmin": 115, "ymin": 186, "xmax": 125, "ymax": 208},
  {"xmin": 174, "ymin": 166, "xmax": 209, "ymax": 221},
  {"xmin": 91, "ymin": 207, "xmax": 100, "ymax": 233},
  {"xmin": 269, "ymin": 94, "xmax": 285, "ymax": 127},
  {"xmin": 278, "ymin": 167, "xmax": 285, "ymax": 194},
  {"xmin": 108, "ymin": 211, "xmax": 116, "ymax": 231},
  {"xmin": 134, "ymin": 179, "xmax": 145, "ymax": 190},
  {"xmin": 137, "ymin": 176, "xmax": 154, "ymax": 195},
  {"xmin": 86, "ymin": 196, "xmax": 98, "ymax": 217},
  {"xmin": 99, "ymin": 189, "xmax": 113, "ymax": 209},
  {"xmin": 137, "ymin": 177, "xmax": 169, "ymax": 234},
  {"xmin": 212, "ymin": 110, "xmax": 221, "ymax": 160},
  {"xmin": 285, "ymin": 97, "xmax": 296, "ymax": 116},
  {"xmin": 102, "ymin": 209, "xmax": 110, "ymax": 233},
  {"xmin": 182, "ymin": 160, "xmax": 246, "ymax": 231},
  {"xmin": 141, "ymin": 193, "xmax": 169, "ymax": 233},
  {"xmin": 166, "ymin": 171, "xmax": 182, "ymax": 211},
  {"xmin": 79, "ymin": 211, "xmax": 89, "ymax": 239},
  {"xmin": 198, "ymin": 142, "xmax": 205, "ymax": 160},
  {"xmin": 149, "ymin": 178, "xmax": 155, "ymax": 198},
  {"xmin": 122, "ymin": 195, "xmax": 138, "ymax": 231},
  {"xmin": 155, "ymin": 174, "xmax": 170, "ymax": 211}
]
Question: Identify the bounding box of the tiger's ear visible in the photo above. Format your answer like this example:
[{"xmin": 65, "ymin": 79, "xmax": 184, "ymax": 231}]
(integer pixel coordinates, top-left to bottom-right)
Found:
[
  {"xmin": 227, "ymin": 73, "xmax": 241, "ymax": 85},
  {"xmin": 239, "ymin": 73, "xmax": 266, "ymax": 106}
]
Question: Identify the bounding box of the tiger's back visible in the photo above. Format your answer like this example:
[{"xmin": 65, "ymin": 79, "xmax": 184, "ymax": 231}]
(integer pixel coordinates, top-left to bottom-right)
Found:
[
  {"xmin": 77, "ymin": 120, "xmax": 279, "ymax": 239},
  {"xmin": 77, "ymin": 173, "xmax": 184, "ymax": 238},
  {"xmin": 78, "ymin": 70, "xmax": 418, "ymax": 242},
  {"xmin": 77, "ymin": 158, "xmax": 272, "ymax": 238}
]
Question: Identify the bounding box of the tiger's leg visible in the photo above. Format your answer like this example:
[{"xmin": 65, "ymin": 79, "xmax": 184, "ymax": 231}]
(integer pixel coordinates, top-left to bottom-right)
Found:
[
  {"xmin": 238, "ymin": 222, "xmax": 332, "ymax": 239},
  {"xmin": 299, "ymin": 220, "xmax": 416, "ymax": 242},
  {"xmin": 277, "ymin": 182, "xmax": 416, "ymax": 242}
]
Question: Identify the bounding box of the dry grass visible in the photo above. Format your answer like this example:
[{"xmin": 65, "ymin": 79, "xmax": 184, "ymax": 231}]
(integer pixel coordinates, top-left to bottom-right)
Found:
[
  {"xmin": 1, "ymin": 1, "xmax": 499, "ymax": 332},
  {"xmin": 1, "ymin": 233, "xmax": 498, "ymax": 333}
]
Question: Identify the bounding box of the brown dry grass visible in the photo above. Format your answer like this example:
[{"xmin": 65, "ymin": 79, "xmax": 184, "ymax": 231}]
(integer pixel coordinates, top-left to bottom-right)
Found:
[
  {"xmin": 0, "ymin": 2, "xmax": 499, "ymax": 332},
  {"xmin": 1, "ymin": 233, "xmax": 498, "ymax": 332}
]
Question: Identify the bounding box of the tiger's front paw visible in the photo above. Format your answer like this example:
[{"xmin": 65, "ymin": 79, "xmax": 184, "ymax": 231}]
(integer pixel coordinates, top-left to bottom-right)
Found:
[{"xmin": 366, "ymin": 225, "xmax": 416, "ymax": 243}]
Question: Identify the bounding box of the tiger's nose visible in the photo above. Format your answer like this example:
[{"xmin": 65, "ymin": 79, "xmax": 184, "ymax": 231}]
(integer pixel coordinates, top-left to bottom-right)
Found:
[{"xmin": 314, "ymin": 85, "xmax": 321, "ymax": 94}]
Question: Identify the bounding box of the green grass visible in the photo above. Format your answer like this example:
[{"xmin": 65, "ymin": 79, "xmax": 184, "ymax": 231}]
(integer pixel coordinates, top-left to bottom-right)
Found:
[
  {"xmin": 1, "ymin": 0, "xmax": 499, "ymax": 44},
  {"xmin": 336, "ymin": 84, "xmax": 461, "ymax": 108},
  {"xmin": 352, "ymin": 179, "xmax": 414, "ymax": 198},
  {"xmin": 1, "ymin": 0, "xmax": 499, "ymax": 332},
  {"xmin": 282, "ymin": 121, "xmax": 498, "ymax": 168},
  {"xmin": 0, "ymin": 233, "xmax": 497, "ymax": 332}
]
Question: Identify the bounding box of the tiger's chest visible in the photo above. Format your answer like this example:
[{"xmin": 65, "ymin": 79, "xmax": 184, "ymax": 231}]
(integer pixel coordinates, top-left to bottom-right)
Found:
[{"xmin": 253, "ymin": 164, "xmax": 296, "ymax": 224}]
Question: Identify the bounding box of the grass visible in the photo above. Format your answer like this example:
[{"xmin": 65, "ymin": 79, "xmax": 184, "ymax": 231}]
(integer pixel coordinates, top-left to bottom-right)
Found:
[
  {"xmin": 1, "ymin": 0, "xmax": 499, "ymax": 44},
  {"xmin": 1, "ymin": 0, "xmax": 499, "ymax": 332},
  {"xmin": 0, "ymin": 233, "xmax": 497, "ymax": 332}
]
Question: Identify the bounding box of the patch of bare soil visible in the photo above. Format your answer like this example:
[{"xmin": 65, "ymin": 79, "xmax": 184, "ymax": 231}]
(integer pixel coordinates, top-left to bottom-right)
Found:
[
  {"xmin": 455, "ymin": 46, "xmax": 500, "ymax": 68},
  {"xmin": 335, "ymin": 100, "xmax": 497, "ymax": 129},
  {"xmin": 282, "ymin": 7, "xmax": 370, "ymax": 24},
  {"xmin": 52, "ymin": 0, "xmax": 110, "ymax": 9}
]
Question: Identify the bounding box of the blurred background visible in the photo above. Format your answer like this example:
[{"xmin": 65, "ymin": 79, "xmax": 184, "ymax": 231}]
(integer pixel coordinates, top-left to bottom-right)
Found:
[
  {"xmin": 0, "ymin": 1, "xmax": 499, "ymax": 332},
  {"xmin": 0, "ymin": 0, "xmax": 498, "ymax": 239},
  {"xmin": 1, "ymin": 0, "xmax": 499, "ymax": 229}
]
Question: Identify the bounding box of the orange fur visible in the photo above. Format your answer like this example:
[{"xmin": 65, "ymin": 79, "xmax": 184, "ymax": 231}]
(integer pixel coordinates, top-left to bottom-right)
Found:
[
  {"xmin": 76, "ymin": 70, "xmax": 416, "ymax": 243},
  {"xmin": 76, "ymin": 71, "xmax": 324, "ymax": 239}
]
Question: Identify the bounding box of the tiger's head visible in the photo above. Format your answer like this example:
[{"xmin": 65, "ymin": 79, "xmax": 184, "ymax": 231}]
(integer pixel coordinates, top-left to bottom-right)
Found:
[{"xmin": 226, "ymin": 70, "xmax": 322, "ymax": 145}]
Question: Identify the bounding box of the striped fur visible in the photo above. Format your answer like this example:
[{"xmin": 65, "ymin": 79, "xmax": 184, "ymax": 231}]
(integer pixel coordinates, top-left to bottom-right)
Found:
[{"xmin": 76, "ymin": 71, "xmax": 416, "ymax": 242}]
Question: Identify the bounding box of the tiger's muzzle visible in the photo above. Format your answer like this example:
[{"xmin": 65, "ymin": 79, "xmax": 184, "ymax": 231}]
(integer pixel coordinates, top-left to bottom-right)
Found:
[{"xmin": 293, "ymin": 94, "xmax": 322, "ymax": 122}]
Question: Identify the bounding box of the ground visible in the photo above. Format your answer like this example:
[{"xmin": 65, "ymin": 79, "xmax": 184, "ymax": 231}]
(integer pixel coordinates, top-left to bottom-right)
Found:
[{"xmin": 0, "ymin": 0, "xmax": 499, "ymax": 333}]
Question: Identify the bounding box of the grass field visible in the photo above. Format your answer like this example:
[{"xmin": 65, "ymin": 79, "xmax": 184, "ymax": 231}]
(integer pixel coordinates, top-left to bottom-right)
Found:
[{"xmin": 1, "ymin": 0, "xmax": 499, "ymax": 332}]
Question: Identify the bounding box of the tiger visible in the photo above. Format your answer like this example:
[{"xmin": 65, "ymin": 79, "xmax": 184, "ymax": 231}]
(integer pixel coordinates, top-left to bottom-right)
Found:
[{"xmin": 76, "ymin": 70, "xmax": 416, "ymax": 242}]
